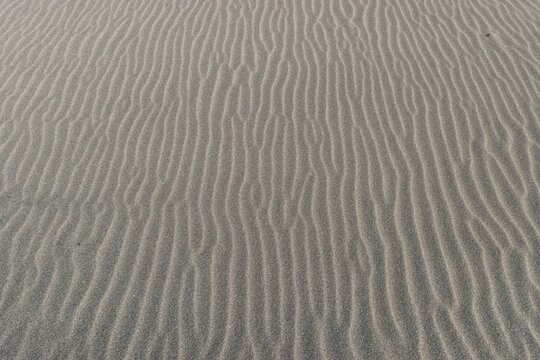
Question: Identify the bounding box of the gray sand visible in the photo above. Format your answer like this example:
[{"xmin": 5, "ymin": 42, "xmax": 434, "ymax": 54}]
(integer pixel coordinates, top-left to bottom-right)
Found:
[{"xmin": 0, "ymin": 0, "xmax": 539, "ymax": 358}]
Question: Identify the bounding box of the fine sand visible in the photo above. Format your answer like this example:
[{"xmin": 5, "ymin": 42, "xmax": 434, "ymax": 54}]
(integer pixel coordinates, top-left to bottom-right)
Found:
[{"xmin": 1, "ymin": 0, "xmax": 539, "ymax": 358}]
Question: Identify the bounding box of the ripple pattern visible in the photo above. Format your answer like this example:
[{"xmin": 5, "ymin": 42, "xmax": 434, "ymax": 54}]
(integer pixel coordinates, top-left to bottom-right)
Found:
[{"xmin": 0, "ymin": 0, "xmax": 539, "ymax": 358}]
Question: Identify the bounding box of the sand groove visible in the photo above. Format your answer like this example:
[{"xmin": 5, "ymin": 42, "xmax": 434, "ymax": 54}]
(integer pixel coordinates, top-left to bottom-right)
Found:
[{"xmin": 0, "ymin": 0, "xmax": 539, "ymax": 358}]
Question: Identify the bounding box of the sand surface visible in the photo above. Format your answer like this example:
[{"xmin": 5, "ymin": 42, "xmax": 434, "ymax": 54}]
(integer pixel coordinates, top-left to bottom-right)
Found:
[{"xmin": 1, "ymin": 0, "xmax": 539, "ymax": 358}]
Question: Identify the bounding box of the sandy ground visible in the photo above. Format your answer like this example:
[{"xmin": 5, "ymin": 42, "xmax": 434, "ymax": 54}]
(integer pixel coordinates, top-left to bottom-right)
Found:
[{"xmin": 0, "ymin": 0, "xmax": 539, "ymax": 358}]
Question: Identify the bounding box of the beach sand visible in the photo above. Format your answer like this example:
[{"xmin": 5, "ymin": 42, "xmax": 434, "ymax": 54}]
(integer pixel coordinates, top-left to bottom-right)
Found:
[{"xmin": 0, "ymin": 0, "xmax": 539, "ymax": 358}]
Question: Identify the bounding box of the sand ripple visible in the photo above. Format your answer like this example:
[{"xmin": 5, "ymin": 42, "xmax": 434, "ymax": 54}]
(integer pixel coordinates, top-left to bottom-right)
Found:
[{"xmin": 0, "ymin": 0, "xmax": 539, "ymax": 358}]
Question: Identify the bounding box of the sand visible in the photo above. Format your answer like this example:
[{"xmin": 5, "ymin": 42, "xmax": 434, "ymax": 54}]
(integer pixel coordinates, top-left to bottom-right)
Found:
[{"xmin": 0, "ymin": 0, "xmax": 539, "ymax": 358}]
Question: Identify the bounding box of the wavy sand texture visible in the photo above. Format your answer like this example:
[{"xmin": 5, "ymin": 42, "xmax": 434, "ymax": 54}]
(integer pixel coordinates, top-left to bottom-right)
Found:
[{"xmin": 0, "ymin": 0, "xmax": 539, "ymax": 358}]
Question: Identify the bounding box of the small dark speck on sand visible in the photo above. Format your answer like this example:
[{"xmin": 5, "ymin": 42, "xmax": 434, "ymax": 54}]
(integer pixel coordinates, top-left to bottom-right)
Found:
[
  {"xmin": 485, "ymin": 33, "xmax": 490, "ymax": 37},
  {"xmin": 77, "ymin": 243, "xmax": 81, "ymax": 246}
]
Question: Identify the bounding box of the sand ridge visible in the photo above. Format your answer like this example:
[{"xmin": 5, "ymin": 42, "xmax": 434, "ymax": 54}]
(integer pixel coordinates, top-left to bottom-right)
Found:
[{"xmin": 0, "ymin": 0, "xmax": 539, "ymax": 358}]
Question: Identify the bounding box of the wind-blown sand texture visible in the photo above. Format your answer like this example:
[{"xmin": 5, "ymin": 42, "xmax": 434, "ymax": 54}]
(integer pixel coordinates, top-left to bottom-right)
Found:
[{"xmin": 0, "ymin": 0, "xmax": 539, "ymax": 358}]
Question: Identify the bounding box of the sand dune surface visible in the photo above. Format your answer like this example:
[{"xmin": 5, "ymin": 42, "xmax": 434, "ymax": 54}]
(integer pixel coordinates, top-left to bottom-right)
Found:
[{"xmin": 0, "ymin": 0, "xmax": 539, "ymax": 358}]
